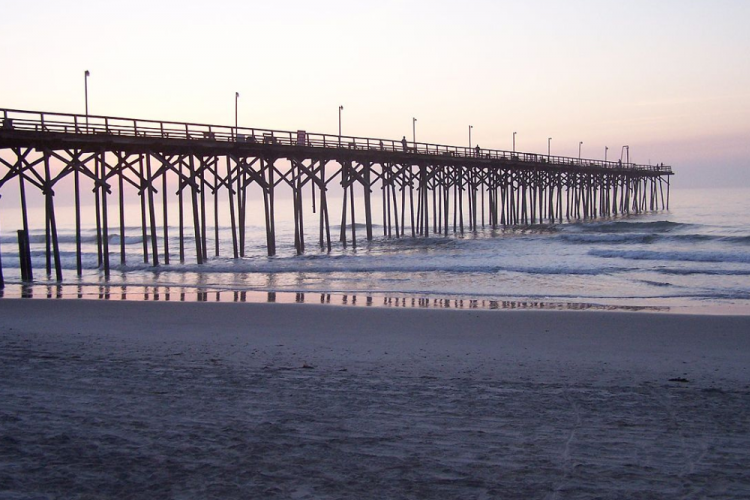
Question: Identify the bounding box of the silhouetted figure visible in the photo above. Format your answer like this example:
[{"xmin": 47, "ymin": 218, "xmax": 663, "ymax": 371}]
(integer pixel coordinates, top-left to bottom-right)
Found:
[
  {"xmin": 401, "ymin": 136, "xmax": 408, "ymax": 152},
  {"xmin": 379, "ymin": 140, "xmax": 384, "ymax": 150},
  {"xmin": 475, "ymin": 145, "xmax": 480, "ymax": 157}
]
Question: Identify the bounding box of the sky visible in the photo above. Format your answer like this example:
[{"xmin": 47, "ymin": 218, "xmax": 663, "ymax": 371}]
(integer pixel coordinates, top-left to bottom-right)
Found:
[{"xmin": 1, "ymin": 0, "xmax": 749, "ymax": 188}]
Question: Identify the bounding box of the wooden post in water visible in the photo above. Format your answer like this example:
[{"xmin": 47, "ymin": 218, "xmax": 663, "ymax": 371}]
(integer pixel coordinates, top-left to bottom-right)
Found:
[
  {"xmin": 199, "ymin": 157, "xmax": 208, "ymax": 261},
  {"xmin": 162, "ymin": 157, "xmax": 170, "ymax": 265},
  {"xmin": 420, "ymin": 165, "xmax": 429, "ymax": 237},
  {"xmin": 364, "ymin": 162, "xmax": 373, "ymax": 241},
  {"xmin": 213, "ymin": 158, "xmax": 220, "ymax": 257},
  {"xmin": 188, "ymin": 155, "xmax": 203, "ymax": 265},
  {"xmin": 226, "ymin": 156, "xmax": 238, "ymax": 259},
  {"xmin": 443, "ymin": 173, "xmax": 450, "ymax": 236},
  {"xmin": 17, "ymin": 230, "xmax": 32, "ymax": 282},
  {"xmin": 43, "ymin": 151, "xmax": 62, "ymax": 281},
  {"xmin": 339, "ymin": 160, "xmax": 348, "ymax": 246},
  {"xmin": 145, "ymin": 154, "xmax": 159, "ymax": 266},
  {"xmin": 263, "ymin": 157, "xmax": 277, "ymax": 256},
  {"xmin": 319, "ymin": 162, "xmax": 331, "ymax": 252},
  {"xmin": 458, "ymin": 168, "xmax": 464, "ymax": 235},
  {"xmin": 391, "ymin": 179, "xmax": 400, "ymax": 238},
  {"xmin": 349, "ymin": 166, "xmax": 357, "ymax": 248},
  {"xmin": 319, "ymin": 163, "xmax": 327, "ymax": 249},
  {"xmin": 44, "ymin": 173, "xmax": 52, "ymax": 277},
  {"xmin": 298, "ymin": 161, "xmax": 306, "ymax": 254},
  {"xmin": 73, "ymin": 151, "xmax": 83, "ymax": 275},
  {"xmin": 382, "ymin": 165, "xmax": 389, "ymax": 237},
  {"xmin": 178, "ymin": 157, "xmax": 185, "ymax": 262},
  {"xmin": 139, "ymin": 155, "xmax": 149, "ymax": 263},
  {"xmin": 94, "ymin": 155, "xmax": 103, "ymax": 267},
  {"xmin": 237, "ymin": 157, "xmax": 246, "ymax": 257},
  {"xmin": 292, "ymin": 159, "xmax": 304, "ymax": 255},
  {"xmin": 481, "ymin": 174, "xmax": 486, "ymax": 229},
  {"xmin": 119, "ymin": 153, "xmax": 127, "ymax": 265},
  {"xmin": 100, "ymin": 152, "xmax": 111, "ymax": 278}
]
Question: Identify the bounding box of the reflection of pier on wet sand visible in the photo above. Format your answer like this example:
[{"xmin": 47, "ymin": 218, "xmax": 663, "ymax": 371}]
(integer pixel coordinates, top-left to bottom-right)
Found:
[{"xmin": 0, "ymin": 282, "xmax": 669, "ymax": 313}]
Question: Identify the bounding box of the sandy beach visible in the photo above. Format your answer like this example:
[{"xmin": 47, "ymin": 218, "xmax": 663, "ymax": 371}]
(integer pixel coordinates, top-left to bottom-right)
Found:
[{"xmin": 1, "ymin": 299, "xmax": 750, "ymax": 499}]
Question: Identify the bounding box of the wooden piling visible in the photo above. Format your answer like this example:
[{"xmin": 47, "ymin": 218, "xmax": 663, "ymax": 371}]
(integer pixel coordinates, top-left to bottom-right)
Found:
[
  {"xmin": 145, "ymin": 154, "xmax": 159, "ymax": 266},
  {"xmin": 162, "ymin": 157, "xmax": 170, "ymax": 265},
  {"xmin": 100, "ymin": 152, "xmax": 111, "ymax": 278},
  {"xmin": 119, "ymin": 154, "xmax": 128, "ymax": 265},
  {"xmin": 364, "ymin": 162, "xmax": 373, "ymax": 241},
  {"xmin": 17, "ymin": 230, "xmax": 32, "ymax": 282},
  {"xmin": 199, "ymin": 157, "xmax": 208, "ymax": 261},
  {"xmin": 94, "ymin": 155, "xmax": 103, "ymax": 267},
  {"xmin": 267, "ymin": 158, "xmax": 277, "ymax": 256},
  {"xmin": 238, "ymin": 157, "xmax": 247, "ymax": 257},
  {"xmin": 139, "ymin": 155, "xmax": 149, "ymax": 263},
  {"xmin": 227, "ymin": 156, "xmax": 238, "ymax": 259},
  {"xmin": 340, "ymin": 161, "xmax": 348, "ymax": 246},
  {"xmin": 188, "ymin": 155, "xmax": 203, "ymax": 265},
  {"xmin": 178, "ymin": 157, "xmax": 185, "ymax": 262},
  {"xmin": 73, "ymin": 151, "xmax": 82, "ymax": 275}
]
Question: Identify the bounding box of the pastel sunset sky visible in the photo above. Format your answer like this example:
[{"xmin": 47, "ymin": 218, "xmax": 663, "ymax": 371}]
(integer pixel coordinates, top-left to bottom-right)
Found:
[{"xmin": 2, "ymin": 0, "xmax": 748, "ymax": 187}]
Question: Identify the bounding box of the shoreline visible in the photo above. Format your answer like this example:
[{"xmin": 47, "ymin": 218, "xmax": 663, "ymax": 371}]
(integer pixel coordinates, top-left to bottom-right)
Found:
[{"xmin": 2, "ymin": 281, "xmax": 749, "ymax": 316}]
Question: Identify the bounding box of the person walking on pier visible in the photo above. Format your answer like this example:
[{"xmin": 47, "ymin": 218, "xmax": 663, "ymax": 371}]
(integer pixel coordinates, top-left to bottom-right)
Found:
[
  {"xmin": 475, "ymin": 145, "xmax": 481, "ymax": 158},
  {"xmin": 401, "ymin": 136, "xmax": 408, "ymax": 152}
]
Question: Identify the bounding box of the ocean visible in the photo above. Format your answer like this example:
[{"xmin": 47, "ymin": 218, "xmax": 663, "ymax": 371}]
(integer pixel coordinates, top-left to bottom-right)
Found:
[{"xmin": 1, "ymin": 186, "xmax": 749, "ymax": 314}]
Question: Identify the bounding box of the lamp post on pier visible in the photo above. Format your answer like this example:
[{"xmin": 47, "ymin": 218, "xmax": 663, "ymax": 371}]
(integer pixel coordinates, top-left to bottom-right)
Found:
[
  {"xmin": 579, "ymin": 141, "xmax": 583, "ymax": 159},
  {"xmin": 412, "ymin": 117, "xmax": 417, "ymax": 151},
  {"xmin": 235, "ymin": 92, "xmax": 239, "ymax": 140},
  {"xmin": 605, "ymin": 146, "xmax": 609, "ymax": 162},
  {"xmin": 513, "ymin": 131, "xmax": 517, "ymax": 153},
  {"xmin": 547, "ymin": 137, "xmax": 552, "ymax": 157},
  {"xmin": 469, "ymin": 125, "xmax": 473, "ymax": 149},
  {"xmin": 338, "ymin": 105, "xmax": 343, "ymax": 146},
  {"xmin": 84, "ymin": 70, "xmax": 90, "ymax": 133},
  {"xmin": 621, "ymin": 145, "xmax": 630, "ymax": 164}
]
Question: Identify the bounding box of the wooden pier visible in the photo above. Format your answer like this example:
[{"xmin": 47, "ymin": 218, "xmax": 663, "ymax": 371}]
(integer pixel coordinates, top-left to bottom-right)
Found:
[{"xmin": 0, "ymin": 108, "xmax": 673, "ymax": 282}]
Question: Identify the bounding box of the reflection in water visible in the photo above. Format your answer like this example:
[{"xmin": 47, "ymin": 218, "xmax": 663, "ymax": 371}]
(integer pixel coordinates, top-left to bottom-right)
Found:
[{"xmin": 0, "ymin": 282, "xmax": 669, "ymax": 313}]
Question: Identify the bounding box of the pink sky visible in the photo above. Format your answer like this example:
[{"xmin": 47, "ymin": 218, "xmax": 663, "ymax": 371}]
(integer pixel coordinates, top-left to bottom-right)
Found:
[{"xmin": 1, "ymin": 0, "xmax": 749, "ymax": 187}]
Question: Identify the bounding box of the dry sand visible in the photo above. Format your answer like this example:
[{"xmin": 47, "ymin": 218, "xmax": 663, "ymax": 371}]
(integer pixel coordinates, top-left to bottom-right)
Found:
[{"xmin": 1, "ymin": 299, "xmax": 750, "ymax": 499}]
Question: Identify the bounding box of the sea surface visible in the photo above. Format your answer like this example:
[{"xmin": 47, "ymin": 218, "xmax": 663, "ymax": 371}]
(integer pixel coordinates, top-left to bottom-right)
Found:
[{"xmin": 1, "ymin": 187, "xmax": 749, "ymax": 314}]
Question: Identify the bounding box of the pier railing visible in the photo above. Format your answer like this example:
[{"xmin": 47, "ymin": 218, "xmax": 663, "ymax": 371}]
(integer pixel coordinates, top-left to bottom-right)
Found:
[{"xmin": 1, "ymin": 108, "xmax": 672, "ymax": 174}]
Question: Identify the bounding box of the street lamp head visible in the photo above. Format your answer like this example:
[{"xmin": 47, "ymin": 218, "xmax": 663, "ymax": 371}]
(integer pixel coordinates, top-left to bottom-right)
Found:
[
  {"xmin": 339, "ymin": 105, "xmax": 343, "ymax": 111},
  {"xmin": 85, "ymin": 70, "xmax": 90, "ymax": 77},
  {"xmin": 236, "ymin": 92, "xmax": 240, "ymax": 99}
]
